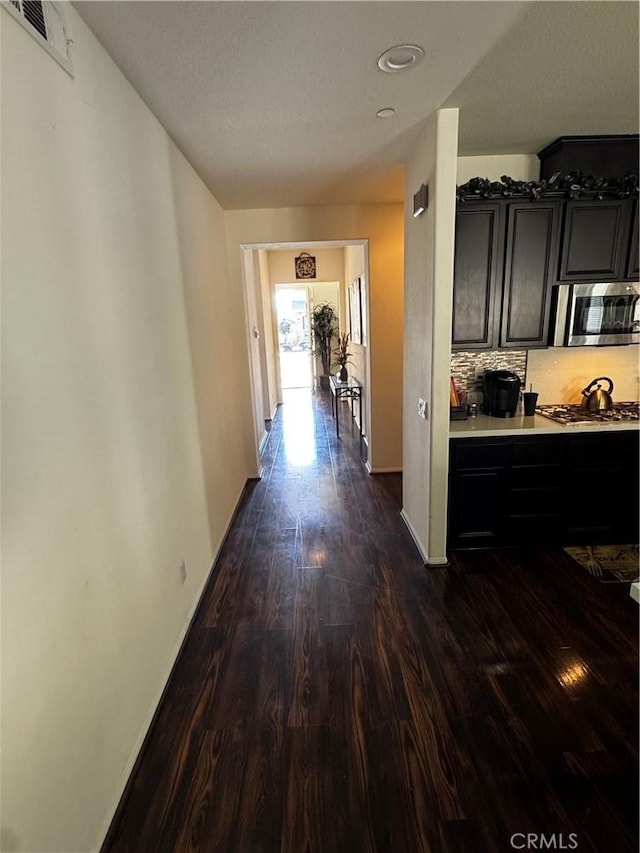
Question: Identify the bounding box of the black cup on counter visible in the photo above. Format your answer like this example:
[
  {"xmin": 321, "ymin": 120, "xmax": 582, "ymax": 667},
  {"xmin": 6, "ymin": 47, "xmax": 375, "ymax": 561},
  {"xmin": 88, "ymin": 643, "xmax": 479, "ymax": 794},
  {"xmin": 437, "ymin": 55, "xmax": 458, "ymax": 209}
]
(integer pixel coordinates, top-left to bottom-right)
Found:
[{"xmin": 522, "ymin": 392, "xmax": 538, "ymax": 416}]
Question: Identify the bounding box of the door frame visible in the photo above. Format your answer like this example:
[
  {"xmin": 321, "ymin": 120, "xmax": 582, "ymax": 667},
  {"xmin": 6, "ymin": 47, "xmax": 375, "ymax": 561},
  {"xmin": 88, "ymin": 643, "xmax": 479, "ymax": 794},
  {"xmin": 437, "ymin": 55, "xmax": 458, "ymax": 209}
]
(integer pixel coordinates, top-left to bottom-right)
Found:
[{"xmin": 240, "ymin": 240, "xmax": 370, "ymax": 475}]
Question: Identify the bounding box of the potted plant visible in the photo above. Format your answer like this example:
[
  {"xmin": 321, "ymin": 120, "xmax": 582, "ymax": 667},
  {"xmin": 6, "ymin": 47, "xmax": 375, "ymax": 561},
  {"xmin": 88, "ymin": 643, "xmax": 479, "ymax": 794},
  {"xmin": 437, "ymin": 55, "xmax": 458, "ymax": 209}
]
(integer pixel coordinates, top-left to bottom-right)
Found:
[
  {"xmin": 333, "ymin": 331, "xmax": 352, "ymax": 382},
  {"xmin": 311, "ymin": 302, "xmax": 338, "ymax": 388}
]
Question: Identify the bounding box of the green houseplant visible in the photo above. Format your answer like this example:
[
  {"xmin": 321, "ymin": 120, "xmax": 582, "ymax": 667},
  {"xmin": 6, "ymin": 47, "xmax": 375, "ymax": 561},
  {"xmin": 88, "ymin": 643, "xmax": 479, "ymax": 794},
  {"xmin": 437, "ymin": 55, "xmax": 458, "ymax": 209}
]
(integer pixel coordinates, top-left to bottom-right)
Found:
[{"xmin": 311, "ymin": 302, "xmax": 338, "ymax": 388}]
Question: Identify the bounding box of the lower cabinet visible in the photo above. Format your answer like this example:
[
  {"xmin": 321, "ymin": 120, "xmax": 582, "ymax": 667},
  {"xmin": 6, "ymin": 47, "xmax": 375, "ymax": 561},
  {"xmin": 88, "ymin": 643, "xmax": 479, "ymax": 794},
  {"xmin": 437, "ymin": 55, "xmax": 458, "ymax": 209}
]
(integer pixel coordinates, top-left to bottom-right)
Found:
[
  {"xmin": 564, "ymin": 433, "xmax": 639, "ymax": 543},
  {"xmin": 448, "ymin": 432, "xmax": 639, "ymax": 549}
]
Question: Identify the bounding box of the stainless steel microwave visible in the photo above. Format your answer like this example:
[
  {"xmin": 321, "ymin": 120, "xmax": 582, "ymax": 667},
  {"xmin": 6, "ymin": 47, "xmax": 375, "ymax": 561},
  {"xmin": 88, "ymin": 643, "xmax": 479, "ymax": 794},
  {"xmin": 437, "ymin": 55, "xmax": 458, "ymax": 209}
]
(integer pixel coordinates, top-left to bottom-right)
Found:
[{"xmin": 552, "ymin": 282, "xmax": 640, "ymax": 346}]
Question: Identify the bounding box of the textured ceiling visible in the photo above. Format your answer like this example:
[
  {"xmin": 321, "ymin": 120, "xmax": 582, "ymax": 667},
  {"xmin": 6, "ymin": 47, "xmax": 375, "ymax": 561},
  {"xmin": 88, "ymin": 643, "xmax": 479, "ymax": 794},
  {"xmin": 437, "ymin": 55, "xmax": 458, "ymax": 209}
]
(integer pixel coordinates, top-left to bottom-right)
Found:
[
  {"xmin": 73, "ymin": 1, "xmax": 639, "ymax": 210},
  {"xmin": 447, "ymin": 1, "xmax": 640, "ymax": 156}
]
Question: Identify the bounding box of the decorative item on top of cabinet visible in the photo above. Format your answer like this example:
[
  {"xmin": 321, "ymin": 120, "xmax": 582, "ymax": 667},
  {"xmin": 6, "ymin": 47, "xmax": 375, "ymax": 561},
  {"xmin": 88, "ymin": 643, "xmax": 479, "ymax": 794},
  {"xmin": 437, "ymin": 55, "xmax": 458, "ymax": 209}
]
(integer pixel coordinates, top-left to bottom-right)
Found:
[{"xmin": 456, "ymin": 172, "xmax": 638, "ymax": 204}]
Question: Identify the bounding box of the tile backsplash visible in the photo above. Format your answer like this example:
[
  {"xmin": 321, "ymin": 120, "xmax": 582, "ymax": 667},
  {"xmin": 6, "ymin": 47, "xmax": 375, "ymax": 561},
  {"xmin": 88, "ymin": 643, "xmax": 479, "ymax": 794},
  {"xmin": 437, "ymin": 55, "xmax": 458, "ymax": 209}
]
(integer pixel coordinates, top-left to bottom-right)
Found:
[
  {"xmin": 451, "ymin": 350, "xmax": 528, "ymax": 396},
  {"xmin": 451, "ymin": 346, "xmax": 639, "ymax": 405}
]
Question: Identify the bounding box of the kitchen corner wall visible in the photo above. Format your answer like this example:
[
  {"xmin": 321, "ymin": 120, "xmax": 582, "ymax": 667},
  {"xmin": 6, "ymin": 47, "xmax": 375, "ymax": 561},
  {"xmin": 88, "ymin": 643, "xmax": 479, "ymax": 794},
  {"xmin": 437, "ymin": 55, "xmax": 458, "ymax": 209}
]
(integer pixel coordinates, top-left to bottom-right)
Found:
[
  {"xmin": 403, "ymin": 108, "xmax": 459, "ymax": 564},
  {"xmin": 1, "ymin": 7, "xmax": 253, "ymax": 852}
]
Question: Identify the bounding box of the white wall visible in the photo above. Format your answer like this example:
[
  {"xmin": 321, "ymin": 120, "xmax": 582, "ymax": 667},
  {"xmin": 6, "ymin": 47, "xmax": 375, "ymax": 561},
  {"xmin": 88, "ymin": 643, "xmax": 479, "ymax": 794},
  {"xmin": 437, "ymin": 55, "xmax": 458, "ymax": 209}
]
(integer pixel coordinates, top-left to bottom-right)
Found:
[
  {"xmin": 1, "ymin": 7, "xmax": 253, "ymax": 852},
  {"xmin": 225, "ymin": 207, "xmax": 404, "ymax": 471},
  {"xmin": 457, "ymin": 153, "xmax": 539, "ymax": 184},
  {"xmin": 403, "ymin": 109, "xmax": 459, "ymax": 564}
]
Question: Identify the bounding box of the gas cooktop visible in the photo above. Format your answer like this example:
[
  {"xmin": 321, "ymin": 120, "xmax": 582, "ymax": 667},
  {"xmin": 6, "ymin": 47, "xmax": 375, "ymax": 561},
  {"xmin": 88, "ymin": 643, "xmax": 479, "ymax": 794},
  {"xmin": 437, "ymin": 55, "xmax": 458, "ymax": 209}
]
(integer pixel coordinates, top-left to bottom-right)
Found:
[{"xmin": 535, "ymin": 402, "xmax": 640, "ymax": 425}]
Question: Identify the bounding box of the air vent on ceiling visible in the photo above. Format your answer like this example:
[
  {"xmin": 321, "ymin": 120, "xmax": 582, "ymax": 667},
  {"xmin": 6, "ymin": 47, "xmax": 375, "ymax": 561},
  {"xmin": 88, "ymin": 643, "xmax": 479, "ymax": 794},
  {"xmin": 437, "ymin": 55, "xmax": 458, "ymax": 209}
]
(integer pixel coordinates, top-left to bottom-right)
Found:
[{"xmin": 3, "ymin": 0, "xmax": 73, "ymax": 76}]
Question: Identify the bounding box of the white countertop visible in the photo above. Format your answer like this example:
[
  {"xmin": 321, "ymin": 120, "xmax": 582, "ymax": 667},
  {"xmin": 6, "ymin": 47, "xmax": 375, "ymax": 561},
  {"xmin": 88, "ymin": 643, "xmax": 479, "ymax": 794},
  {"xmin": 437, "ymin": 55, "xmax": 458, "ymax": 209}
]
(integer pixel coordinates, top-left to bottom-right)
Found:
[{"xmin": 449, "ymin": 412, "xmax": 640, "ymax": 438}]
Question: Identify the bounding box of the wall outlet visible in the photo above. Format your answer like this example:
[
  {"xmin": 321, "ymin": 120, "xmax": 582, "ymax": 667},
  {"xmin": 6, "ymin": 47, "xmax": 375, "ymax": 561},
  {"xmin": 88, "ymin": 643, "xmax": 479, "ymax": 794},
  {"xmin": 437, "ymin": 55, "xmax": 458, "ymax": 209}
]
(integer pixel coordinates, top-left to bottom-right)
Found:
[
  {"xmin": 418, "ymin": 398, "xmax": 427, "ymax": 420},
  {"xmin": 179, "ymin": 560, "xmax": 187, "ymax": 584}
]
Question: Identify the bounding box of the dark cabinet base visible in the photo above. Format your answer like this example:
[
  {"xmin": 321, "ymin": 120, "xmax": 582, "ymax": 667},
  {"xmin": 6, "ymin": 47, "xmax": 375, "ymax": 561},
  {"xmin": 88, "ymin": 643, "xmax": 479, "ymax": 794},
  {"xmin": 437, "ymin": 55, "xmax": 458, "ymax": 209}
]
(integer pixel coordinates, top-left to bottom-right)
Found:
[{"xmin": 448, "ymin": 432, "xmax": 639, "ymax": 549}]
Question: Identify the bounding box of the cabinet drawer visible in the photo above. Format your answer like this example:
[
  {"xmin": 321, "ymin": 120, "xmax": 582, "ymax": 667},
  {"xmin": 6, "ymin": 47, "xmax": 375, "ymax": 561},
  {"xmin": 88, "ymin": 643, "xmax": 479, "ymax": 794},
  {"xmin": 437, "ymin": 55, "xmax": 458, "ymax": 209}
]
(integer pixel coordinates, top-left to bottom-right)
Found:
[
  {"xmin": 510, "ymin": 465, "xmax": 563, "ymax": 489},
  {"xmin": 508, "ymin": 486, "xmax": 562, "ymax": 514},
  {"xmin": 512, "ymin": 437, "xmax": 566, "ymax": 466},
  {"xmin": 568, "ymin": 433, "xmax": 638, "ymax": 464},
  {"xmin": 453, "ymin": 441, "xmax": 511, "ymax": 470},
  {"xmin": 504, "ymin": 514, "xmax": 563, "ymax": 545}
]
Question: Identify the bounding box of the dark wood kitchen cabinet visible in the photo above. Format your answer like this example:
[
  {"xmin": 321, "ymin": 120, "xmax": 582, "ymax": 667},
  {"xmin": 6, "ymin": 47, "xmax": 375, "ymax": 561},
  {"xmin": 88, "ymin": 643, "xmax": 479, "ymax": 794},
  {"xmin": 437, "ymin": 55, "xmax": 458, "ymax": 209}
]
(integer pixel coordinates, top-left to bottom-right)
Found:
[
  {"xmin": 447, "ymin": 440, "xmax": 510, "ymax": 546},
  {"xmin": 500, "ymin": 202, "xmax": 562, "ymax": 348},
  {"xmin": 448, "ymin": 431, "xmax": 639, "ymax": 549},
  {"xmin": 626, "ymin": 199, "xmax": 639, "ymax": 279},
  {"xmin": 504, "ymin": 436, "xmax": 565, "ymax": 543},
  {"xmin": 558, "ymin": 198, "xmax": 634, "ymax": 281},
  {"xmin": 452, "ymin": 200, "xmax": 560, "ymax": 351},
  {"xmin": 564, "ymin": 432, "xmax": 639, "ymax": 543},
  {"xmin": 451, "ymin": 203, "xmax": 504, "ymax": 349}
]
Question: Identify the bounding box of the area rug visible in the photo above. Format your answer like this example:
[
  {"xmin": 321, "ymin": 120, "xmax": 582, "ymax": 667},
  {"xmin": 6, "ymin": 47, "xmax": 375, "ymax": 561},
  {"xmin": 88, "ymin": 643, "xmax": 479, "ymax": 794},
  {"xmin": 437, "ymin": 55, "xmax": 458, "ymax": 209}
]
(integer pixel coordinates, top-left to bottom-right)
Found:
[{"xmin": 564, "ymin": 545, "xmax": 640, "ymax": 583}]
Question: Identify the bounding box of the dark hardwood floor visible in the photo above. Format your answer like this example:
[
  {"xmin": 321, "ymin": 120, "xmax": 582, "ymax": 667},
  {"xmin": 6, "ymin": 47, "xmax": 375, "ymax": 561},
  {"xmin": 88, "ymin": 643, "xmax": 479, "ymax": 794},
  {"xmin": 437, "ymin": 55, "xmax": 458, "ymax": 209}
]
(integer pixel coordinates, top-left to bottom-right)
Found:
[{"xmin": 103, "ymin": 389, "xmax": 639, "ymax": 853}]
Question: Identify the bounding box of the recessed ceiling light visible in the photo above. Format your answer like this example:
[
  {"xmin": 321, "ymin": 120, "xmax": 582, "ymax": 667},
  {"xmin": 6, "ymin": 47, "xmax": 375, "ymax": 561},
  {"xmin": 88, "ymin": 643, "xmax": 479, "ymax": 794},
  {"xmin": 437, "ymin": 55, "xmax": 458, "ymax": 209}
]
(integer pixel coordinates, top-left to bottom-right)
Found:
[
  {"xmin": 376, "ymin": 107, "xmax": 395, "ymax": 118},
  {"xmin": 377, "ymin": 44, "xmax": 424, "ymax": 73}
]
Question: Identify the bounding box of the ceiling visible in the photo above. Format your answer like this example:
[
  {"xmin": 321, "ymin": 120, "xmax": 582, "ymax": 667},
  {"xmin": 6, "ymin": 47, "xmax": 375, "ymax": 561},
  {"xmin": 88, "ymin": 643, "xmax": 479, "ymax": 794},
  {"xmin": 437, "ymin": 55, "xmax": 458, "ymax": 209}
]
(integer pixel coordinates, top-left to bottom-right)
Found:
[{"xmin": 73, "ymin": 1, "xmax": 639, "ymax": 210}]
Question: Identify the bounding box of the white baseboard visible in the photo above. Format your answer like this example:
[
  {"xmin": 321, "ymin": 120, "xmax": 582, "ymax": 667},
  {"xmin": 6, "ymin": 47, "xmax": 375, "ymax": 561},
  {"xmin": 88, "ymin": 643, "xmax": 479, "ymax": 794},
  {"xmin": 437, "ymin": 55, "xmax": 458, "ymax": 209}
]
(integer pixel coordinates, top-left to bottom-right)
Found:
[
  {"xmin": 400, "ymin": 509, "xmax": 427, "ymax": 563},
  {"xmin": 94, "ymin": 480, "xmax": 248, "ymax": 853},
  {"xmin": 258, "ymin": 429, "xmax": 269, "ymax": 455},
  {"xmin": 399, "ymin": 510, "xmax": 449, "ymax": 567},
  {"xmin": 425, "ymin": 554, "xmax": 450, "ymax": 567},
  {"xmin": 366, "ymin": 465, "xmax": 402, "ymax": 474},
  {"xmin": 631, "ymin": 581, "xmax": 640, "ymax": 604}
]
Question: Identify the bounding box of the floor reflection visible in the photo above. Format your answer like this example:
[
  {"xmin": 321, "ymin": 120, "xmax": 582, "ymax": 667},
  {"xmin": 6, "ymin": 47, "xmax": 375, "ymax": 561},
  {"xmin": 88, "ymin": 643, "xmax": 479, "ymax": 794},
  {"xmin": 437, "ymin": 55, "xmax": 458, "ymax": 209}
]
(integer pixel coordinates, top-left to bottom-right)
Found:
[{"xmin": 281, "ymin": 388, "xmax": 317, "ymax": 467}]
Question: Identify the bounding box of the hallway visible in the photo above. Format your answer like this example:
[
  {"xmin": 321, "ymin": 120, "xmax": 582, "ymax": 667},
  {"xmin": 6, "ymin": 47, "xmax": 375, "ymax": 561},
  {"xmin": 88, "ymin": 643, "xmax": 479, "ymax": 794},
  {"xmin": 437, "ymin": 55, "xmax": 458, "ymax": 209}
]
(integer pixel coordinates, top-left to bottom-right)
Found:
[{"xmin": 103, "ymin": 390, "xmax": 638, "ymax": 853}]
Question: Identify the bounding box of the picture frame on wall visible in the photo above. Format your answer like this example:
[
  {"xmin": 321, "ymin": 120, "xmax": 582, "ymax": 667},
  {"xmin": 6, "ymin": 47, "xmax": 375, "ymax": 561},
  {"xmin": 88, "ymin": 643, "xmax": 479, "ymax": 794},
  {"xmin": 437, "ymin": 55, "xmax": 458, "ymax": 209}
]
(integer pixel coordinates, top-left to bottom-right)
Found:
[
  {"xmin": 359, "ymin": 275, "xmax": 367, "ymax": 347},
  {"xmin": 349, "ymin": 279, "xmax": 362, "ymax": 344}
]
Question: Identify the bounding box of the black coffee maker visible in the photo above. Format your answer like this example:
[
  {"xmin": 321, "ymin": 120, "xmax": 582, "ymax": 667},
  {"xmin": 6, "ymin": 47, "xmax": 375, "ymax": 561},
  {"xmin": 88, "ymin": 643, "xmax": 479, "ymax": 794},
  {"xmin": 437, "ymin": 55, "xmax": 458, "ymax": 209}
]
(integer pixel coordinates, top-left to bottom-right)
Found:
[{"xmin": 483, "ymin": 370, "xmax": 521, "ymax": 418}]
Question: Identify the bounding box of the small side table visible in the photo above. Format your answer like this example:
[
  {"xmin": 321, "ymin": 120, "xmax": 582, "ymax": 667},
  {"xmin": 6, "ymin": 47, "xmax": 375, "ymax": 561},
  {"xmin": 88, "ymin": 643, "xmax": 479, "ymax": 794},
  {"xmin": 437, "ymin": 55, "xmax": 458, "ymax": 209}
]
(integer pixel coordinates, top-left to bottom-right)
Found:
[{"xmin": 329, "ymin": 375, "xmax": 363, "ymax": 440}]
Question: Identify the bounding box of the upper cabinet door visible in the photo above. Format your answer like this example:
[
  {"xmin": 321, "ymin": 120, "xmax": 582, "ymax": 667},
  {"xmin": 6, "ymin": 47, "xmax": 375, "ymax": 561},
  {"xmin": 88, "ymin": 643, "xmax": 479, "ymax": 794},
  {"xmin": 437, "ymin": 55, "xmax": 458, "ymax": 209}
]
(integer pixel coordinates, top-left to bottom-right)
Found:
[
  {"xmin": 452, "ymin": 204, "xmax": 504, "ymax": 350},
  {"xmin": 559, "ymin": 199, "xmax": 633, "ymax": 281},
  {"xmin": 500, "ymin": 202, "xmax": 562, "ymax": 349},
  {"xmin": 626, "ymin": 199, "xmax": 639, "ymax": 280}
]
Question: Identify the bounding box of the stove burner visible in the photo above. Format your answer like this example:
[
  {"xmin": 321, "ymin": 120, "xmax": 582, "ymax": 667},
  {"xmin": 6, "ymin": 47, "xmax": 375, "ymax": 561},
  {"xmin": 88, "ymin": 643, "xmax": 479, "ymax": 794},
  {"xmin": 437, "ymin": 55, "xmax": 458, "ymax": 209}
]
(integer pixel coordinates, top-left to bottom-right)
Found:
[{"xmin": 535, "ymin": 402, "xmax": 640, "ymax": 425}]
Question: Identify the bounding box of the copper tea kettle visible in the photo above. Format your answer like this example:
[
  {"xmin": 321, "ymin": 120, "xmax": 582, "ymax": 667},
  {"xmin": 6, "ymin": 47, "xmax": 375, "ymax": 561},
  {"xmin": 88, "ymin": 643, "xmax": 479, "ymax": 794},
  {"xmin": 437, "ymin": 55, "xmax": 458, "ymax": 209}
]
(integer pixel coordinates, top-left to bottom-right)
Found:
[{"xmin": 581, "ymin": 376, "xmax": 614, "ymax": 411}]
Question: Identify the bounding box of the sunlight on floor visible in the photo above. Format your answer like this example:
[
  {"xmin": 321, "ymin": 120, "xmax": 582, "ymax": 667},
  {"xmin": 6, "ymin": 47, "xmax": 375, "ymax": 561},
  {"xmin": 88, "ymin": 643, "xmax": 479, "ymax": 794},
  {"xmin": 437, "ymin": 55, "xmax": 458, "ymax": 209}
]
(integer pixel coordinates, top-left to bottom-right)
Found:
[
  {"xmin": 281, "ymin": 389, "xmax": 317, "ymax": 467},
  {"xmin": 279, "ymin": 350, "xmax": 312, "ymax": 389}
]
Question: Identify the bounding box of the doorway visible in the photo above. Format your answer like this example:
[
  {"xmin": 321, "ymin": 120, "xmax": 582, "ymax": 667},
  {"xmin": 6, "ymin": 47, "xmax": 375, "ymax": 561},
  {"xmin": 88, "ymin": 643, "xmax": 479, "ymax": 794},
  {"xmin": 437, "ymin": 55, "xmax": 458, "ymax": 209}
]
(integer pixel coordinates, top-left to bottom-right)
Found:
[
  {"xmin": 240, "ymin": 240, "xmax": 370, "ymax": 476},
  {"xmin": 275, "ymin": 286, "xmax": 312, "ymax": 390}
]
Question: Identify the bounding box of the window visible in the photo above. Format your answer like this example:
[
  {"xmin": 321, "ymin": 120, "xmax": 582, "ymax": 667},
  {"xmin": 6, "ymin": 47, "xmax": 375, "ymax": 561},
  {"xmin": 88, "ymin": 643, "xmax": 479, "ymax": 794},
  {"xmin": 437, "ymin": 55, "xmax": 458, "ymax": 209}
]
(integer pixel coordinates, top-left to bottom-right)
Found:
[{"xmin": 2, "ymin": 0, "xmax": 73, "ymax": 76}]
